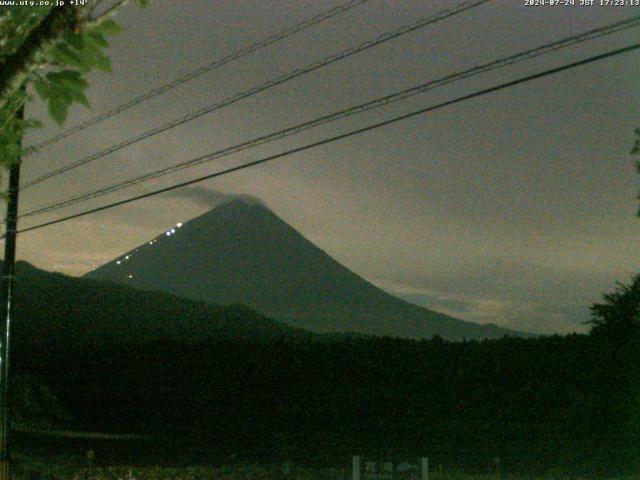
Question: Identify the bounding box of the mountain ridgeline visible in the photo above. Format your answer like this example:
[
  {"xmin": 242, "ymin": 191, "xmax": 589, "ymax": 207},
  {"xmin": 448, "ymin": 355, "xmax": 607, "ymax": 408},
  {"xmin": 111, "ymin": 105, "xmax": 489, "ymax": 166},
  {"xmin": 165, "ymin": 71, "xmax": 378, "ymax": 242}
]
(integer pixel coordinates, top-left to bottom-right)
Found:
[
  {"xmin": 7, "ymin": 260, "xmax": 305, "ymax": 360},
  {"xmin": 86, "ymin": 199, "xmax": 524, "ymax": 340}
]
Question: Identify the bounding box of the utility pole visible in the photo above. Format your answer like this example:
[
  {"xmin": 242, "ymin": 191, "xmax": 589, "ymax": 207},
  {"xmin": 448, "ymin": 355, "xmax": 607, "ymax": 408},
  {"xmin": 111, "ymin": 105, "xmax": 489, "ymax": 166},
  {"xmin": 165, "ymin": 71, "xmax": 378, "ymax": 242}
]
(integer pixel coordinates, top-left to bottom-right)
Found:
[{"xmin": 0, "ymin": 101, "xmax": 24, "ymax": 480}]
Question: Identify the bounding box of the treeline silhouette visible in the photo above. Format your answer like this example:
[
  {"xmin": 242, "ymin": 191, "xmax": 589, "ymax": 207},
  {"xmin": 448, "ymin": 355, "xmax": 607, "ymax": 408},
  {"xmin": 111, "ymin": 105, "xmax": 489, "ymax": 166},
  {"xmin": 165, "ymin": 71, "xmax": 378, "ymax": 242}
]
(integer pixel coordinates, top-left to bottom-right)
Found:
[
  {"xmin": 7, "ymin": 264, "xmax": 640, "ymax": 477},
  {"xmin": 14, "ymin": 331, "xmax": 638, "ymax": 475}
]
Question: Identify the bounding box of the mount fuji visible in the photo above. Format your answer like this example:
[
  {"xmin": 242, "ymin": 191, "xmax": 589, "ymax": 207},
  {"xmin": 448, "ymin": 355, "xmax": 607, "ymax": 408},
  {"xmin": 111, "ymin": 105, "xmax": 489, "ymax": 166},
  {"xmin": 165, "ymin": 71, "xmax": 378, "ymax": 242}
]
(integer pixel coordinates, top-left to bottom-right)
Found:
[{"xmin": 86, "ymin": 199, "xmax": 524, "ymax": 340}]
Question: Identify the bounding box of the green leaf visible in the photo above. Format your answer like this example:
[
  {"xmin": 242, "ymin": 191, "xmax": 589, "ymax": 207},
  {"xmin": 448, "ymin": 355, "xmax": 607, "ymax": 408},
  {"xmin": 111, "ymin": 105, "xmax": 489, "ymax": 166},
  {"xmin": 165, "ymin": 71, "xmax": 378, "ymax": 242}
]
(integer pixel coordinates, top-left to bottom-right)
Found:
[
  {"xmin": 74, "ymin": 41, "xmax": 113, "ymax": 73},
  {"xmin": 71, "ymin": 91, "xmax": 90, "ymax": 108},
  {"xmin": 49, "ymin": 69, "xmax": 88, "ymax": 91},
  {"xmin": 91, "ymin": 50, "xmax": 112, "ymax": 73},
  {"xmin": 84, "ymin": 31, "xmax": 109, "ymax": 49},
  {"xmin": 55, "ymin": 69, "xmax": 82, "ymax": 81},
  {"xmin": 62, "ymin": 31, "xmax": 84, "ymax": 50},
  {"xmin": 48, "ymin": 98, "xmax": 68, "ymax": 125},
  {"xmin": 44, "ymin": 77, "xmax": 74, "ymax": 104},
  {"xmin": 136, "ymin": 0, "xmax": 150, "ymax": 7},
  {"xmin": 96, "ymin": 19, "xmax": 123, "ymax": 35},
  {"xmin": 73, "ymin": 43, "xmax": 100, "ymax": 69},
  {"xmin": 52, "ymin": 43, "xmax": 90, "ymax": 72},
  {"xmin": 33, "ymin": 78, "xmax": 50, "ymax": 100}
]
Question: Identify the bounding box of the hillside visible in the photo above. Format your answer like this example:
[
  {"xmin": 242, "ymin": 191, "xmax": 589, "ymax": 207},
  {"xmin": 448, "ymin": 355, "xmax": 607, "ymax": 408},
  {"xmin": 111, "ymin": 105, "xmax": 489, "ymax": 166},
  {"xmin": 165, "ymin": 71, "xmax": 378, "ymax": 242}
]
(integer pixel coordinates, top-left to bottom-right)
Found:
[{"xmin": 8, "ymin": 260, "xmax": 305, "ymax": 359}]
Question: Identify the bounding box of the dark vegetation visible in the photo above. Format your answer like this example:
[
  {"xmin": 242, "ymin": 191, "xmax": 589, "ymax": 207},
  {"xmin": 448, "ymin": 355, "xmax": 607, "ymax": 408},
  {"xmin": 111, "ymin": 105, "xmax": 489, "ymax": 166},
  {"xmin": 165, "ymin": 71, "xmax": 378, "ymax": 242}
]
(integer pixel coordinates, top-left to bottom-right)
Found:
[
  {"xmin": 12, "ymin": 261, "xmax": 306, "ymax": 350},
  {"xmin": 7, "ymin": 263, "xmax": 640, "ymax": 476}
]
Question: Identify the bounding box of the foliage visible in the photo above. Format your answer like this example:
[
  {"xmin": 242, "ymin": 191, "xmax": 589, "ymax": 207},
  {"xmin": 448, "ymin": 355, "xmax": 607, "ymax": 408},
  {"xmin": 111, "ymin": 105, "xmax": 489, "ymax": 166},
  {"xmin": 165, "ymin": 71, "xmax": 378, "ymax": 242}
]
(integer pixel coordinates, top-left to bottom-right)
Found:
[
  {"xmin": 633, "ymin": 128, "xmax": 640, "ymax": 156},
  {"xmin": 588, "ymin": 275, "xmax": 640, "ymax": 471},
  {"xmin": 10, "ymin": 374, "xmax": 71, "ymax": 430},
  {"xmin": 0, "ymin": 1, "xmax": 149, "ymax": 184},
  {"xmin": 589, "ymin": 274, "xmax": 640, "ymax": 340}
]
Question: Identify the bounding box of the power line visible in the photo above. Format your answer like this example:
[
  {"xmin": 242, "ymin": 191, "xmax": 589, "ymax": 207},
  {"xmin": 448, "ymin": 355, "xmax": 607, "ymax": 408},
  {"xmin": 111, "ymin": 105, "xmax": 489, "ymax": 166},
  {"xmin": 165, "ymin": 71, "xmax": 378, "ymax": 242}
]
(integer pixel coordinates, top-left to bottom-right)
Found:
[
  {"xmin": 19, "ymin": 15, "xmax": 640, "ymax": 219},
  {"xmin": 11, "ymin": 41, "xmax": 640, "ymax": 238},
  {"xmin": 25, "ymin": 0, "xmax": 371, "ymax": 154},
  {"xmin": 20, "ymin": 0, "xmax": 490, "ymax": 190}
]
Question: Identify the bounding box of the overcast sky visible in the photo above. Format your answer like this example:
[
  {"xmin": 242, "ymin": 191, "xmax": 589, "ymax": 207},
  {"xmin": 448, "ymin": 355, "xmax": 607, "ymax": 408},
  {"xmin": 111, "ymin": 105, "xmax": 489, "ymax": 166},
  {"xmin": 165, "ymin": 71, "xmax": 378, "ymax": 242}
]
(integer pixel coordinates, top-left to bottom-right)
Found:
[{"xmin": 10, "ymin": 0, "xmax": 640, "ymax": 334}]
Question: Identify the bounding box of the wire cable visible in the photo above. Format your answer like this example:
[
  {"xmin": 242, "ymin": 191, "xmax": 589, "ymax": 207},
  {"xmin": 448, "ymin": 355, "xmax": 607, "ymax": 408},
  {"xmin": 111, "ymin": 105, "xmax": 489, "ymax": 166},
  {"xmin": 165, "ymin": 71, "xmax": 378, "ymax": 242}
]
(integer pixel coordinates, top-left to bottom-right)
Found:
[
  {"xmin": 11, "ymin": 41, "xmax": 640, "ymax": 238},
  {"xmin": 19, "ymin": 15, "xmax": 640, "ymax": 219},
  {"xmin": 21, "ymin": 0, "xmax": 490, "ymax": 190},
  {"xmin": 25, "ymin": 0, "xmax": 371, "ymax": 154}
]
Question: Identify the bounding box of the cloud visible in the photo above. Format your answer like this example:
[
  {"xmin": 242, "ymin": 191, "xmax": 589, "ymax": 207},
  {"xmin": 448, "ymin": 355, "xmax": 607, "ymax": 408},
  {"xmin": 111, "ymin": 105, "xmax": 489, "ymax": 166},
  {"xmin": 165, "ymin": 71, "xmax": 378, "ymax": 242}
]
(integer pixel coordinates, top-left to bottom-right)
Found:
[
  {"xmin": 165, "ymin": 186, "xmax": 265, "ymax": 209},
  {"xmin": 373, "ymin": 273, "xmax": 593, "ymax": 335}
]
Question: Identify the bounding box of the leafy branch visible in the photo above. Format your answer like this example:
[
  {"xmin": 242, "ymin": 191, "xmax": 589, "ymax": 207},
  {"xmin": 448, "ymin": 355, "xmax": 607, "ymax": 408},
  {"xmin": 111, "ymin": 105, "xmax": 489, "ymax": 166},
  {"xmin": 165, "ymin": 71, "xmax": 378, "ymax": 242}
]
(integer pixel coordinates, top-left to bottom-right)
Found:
[{"xmin": 0, "ymin": 0, "xmax": 149, "ymax": 185}]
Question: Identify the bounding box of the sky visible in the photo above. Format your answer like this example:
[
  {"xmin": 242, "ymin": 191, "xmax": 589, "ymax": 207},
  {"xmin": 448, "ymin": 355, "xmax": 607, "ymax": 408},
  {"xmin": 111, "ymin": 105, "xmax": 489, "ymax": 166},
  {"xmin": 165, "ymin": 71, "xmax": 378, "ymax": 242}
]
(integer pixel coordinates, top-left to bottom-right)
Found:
[{"xmin": 8, "ymin": 0, "xmax": 640, "ymax": 334}]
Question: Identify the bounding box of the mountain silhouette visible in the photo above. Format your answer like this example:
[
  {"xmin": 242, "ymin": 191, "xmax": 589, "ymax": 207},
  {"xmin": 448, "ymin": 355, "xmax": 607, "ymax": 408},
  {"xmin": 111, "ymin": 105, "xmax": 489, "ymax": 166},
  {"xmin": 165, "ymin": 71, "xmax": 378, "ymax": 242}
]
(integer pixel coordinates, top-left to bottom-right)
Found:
[
  {"xmin": 7, "ymin": 260, "xmax": 304, "ymax": 359},
  {"xmin": 86, "ymin": 199, "xmax": 525, "ymax": 340}
]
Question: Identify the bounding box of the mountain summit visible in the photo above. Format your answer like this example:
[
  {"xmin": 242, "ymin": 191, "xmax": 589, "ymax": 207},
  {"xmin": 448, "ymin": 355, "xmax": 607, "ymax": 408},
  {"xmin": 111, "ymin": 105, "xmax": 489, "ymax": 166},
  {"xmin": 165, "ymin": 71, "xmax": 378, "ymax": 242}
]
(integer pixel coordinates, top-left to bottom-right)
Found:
[{"xmin": 86, "ymin": 199, "xmax": 523, "ymax": 340}]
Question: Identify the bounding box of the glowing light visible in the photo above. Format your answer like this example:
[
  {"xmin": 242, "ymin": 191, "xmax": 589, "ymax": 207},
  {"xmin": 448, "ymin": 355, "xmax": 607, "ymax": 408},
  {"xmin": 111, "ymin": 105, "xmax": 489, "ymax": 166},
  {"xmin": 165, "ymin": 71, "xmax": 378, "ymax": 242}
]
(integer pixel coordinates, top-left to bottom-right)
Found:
[
  {"xmin": 128, "ymin": 274, "xmax": 133, "ymax": 279},
  {"xmin": 166, "ymin": 232, "xmax": 171, "ymax": 236},
  {"xmin": 171, "ymin": 228, "xmax": 176, "ymax": 233},
  {"xmin": 125, "ymin": 255, "xmax": 130, "ymax": 259},
  {"xmin": 149, "ymin": 242, "xmax": 153, "ymax": 245},
  {"xmin": 177, "ymin": 223, "xmax": 183, "ymax": 227},
  {"xmin": 116, "ymin": 261, "xmax": 121, "ymax": 265}
]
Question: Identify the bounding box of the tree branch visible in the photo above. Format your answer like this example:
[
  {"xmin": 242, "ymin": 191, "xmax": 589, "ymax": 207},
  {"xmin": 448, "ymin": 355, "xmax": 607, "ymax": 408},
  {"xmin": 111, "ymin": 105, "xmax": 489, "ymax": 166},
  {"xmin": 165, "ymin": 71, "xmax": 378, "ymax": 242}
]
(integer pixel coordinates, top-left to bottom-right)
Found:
[
  {"xmin": 0, "ymin": 5, "xmax": 78, "ymax": 112},
  {"xmin": 0, "ymin": 8, "xmax": 52, "ymax": 63},
  {"xmin": 84, "ymin": 0, "xmax": 107, "ymax": 21},
  {"xmin": 89, "ymin": 0, "xmax": 129, "ymax": 23}
]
